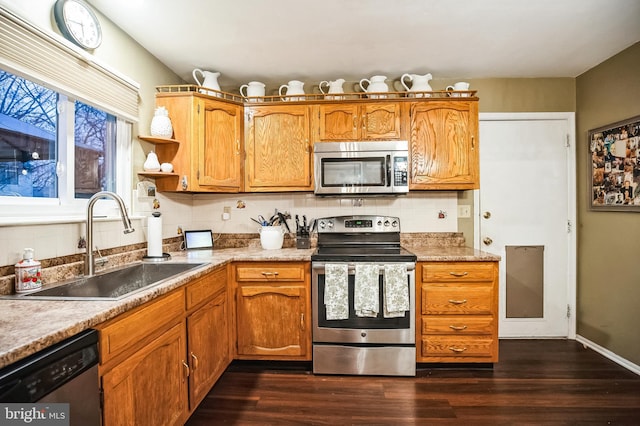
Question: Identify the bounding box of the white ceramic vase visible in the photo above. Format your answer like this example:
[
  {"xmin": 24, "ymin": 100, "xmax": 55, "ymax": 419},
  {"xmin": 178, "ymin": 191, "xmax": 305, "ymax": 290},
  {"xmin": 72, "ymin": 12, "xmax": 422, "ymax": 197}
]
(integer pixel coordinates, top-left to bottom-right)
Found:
[
  {"xmin": 143, "ymin": 151, "xmax": 161, "ymax": 172},
  {"xmin": 150, "ymin": 107, "xmax": 173, "ymax": 138}
]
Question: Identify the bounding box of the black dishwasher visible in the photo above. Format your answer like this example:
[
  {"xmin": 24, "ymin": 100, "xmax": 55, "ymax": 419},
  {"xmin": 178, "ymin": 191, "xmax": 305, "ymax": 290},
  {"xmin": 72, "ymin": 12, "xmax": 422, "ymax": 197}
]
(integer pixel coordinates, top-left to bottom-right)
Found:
[{"xmin": 0, "ymin": 329, "xmax": 100, "ymax": 426}]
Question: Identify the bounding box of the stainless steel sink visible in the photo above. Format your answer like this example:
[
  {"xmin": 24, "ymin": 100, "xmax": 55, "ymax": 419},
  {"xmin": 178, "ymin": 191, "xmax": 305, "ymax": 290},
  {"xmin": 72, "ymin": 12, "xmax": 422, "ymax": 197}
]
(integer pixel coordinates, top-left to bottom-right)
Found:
[{"xmin": 12, "ymin": 262, "xmax": 209, "ymax": 301}]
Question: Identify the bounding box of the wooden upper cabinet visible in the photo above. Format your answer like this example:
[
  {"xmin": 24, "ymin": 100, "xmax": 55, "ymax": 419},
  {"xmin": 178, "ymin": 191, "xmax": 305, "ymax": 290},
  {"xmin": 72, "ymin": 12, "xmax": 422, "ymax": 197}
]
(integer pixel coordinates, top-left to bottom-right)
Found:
[
  {"xmin": 154, "ymin": 94, "xmax": 243, "ymax": 192},
  {"xmin": 197, "ymin": 99, "xmax": 243, "ymax": 191},
  {"xmin": 408, "ymin": 100, "xmax": 479, "ymax": 190},
  {"xmin": 314, "ymin": 102, "xmax": 403, "ymax": 141},
  {"xmin": 244, "ymin": 104, "xmax": 313, "ymax": 191}
]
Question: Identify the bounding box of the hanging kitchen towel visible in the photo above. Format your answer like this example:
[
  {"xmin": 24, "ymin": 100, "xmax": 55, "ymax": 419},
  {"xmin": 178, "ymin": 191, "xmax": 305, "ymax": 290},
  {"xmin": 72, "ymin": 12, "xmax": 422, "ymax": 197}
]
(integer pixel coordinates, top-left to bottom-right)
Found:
[
  {"xmin": 354, "ymin": 264, "xmax": 379, "ymax": 317},
  {"xmin": 383, "ymin": 263, "xmax": 409, "ymax": 318},
  {"xmin": 324, "ymin": 264, "xmax": 349, "ymax": 320}
]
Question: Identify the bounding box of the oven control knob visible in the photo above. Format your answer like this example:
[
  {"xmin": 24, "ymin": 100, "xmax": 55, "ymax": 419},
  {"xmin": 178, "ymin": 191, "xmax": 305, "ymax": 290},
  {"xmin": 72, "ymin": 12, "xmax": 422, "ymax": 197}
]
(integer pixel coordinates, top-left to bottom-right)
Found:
[
  {"xmin": 391, "ymin": 220, "xmax": 398, "ymax": 227},
  {"xmin": 327, "ymin": 221, "xmax": 334, "ymax": 229},
  {"xmin": 384, "ymin": 220, "xmax": 390, "ymax": 227},
  {"xmin": 377, "ymin": 220, "xmax": 383, "ymax": 227},
  {"xmin": 318, "ymin": 220, "xmax": 325, "ymax": 229},
  {"xmin": 361, "ymin": 332, "xmax": 367, "ymax": 338}
]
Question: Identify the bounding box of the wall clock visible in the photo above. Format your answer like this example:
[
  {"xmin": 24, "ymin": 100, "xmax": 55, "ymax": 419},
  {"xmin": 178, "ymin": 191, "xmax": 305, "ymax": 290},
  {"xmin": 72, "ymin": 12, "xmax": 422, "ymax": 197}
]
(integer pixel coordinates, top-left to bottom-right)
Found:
[{"xmin": 53, "ymin": 0, "xmax": 102, "ymax": 50}]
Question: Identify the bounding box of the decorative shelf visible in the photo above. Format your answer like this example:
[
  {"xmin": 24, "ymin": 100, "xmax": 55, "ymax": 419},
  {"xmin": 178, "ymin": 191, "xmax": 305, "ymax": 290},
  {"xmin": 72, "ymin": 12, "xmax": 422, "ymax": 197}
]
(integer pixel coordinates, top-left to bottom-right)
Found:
[
  {"xmin": 155, "ymin": 84, "xmax": 477, "ymax": 103},
  {"xmin": 137, "ymin": 171, "xmax": 179, "ymax": 178},
  {"xmin": 138, "ymin": 135, "xmax": 180, "ymax": 144}
]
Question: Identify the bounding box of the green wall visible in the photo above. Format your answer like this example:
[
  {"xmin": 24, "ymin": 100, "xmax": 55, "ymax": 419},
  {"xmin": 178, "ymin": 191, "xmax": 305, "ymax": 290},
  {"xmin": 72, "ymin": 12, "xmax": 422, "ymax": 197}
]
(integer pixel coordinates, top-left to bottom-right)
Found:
[{"xmin": 576, "ymin": 42, "xmax": 640, "ymax": 366}]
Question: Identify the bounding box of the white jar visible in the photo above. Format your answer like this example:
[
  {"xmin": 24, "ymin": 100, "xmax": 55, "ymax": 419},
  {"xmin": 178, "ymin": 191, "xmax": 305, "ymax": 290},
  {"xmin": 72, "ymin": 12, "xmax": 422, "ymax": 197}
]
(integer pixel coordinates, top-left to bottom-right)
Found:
[
  {"xmin": 259, "ymin": 226, "xmax": 285, "ymax": 250},
  {"xmin": 150, "ymin": 107, "xmax": 173, "ymax": 138}
]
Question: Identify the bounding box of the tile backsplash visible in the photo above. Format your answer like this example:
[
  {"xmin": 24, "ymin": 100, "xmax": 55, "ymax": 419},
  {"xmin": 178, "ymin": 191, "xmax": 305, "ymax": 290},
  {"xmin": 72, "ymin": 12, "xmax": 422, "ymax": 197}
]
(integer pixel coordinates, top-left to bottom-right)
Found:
[{"xmin": 0, "ymin": 190, "xmax": 457, "ymax": 268}]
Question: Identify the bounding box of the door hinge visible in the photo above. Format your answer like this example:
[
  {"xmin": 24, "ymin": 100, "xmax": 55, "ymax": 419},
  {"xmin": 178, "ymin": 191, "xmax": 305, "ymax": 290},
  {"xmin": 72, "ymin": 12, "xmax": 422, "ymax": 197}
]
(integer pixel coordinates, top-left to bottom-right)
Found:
[
  {"xmin": 565, "ymin": 134, "xmax": 570, "ymax": 148},
  {"xmin": 567, "ymin": 220, "xmax": 571, "ymax": 233},
  {"xmin": 566, "ymin": 304, "xmax": 571, "ymax": 319}
]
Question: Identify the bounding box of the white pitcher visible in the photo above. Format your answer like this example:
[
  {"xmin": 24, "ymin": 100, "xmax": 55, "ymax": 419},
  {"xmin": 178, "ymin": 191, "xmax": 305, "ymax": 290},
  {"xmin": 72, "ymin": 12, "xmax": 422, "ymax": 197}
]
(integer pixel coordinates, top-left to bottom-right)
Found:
[
  {"xmin": 401, "ymin": 73, "xmax": 433, "ymax": 97},
  {"xmin": 240, "ymin": 81, "xmax": 266, "ymax": 102},
  {"xmin": 279, "ymin": 80, "xmax": 305, "ymax": 101},
  {"xmin": 192, "ymin": 69, "xmax": 221, "ymax": 96},
  {"xmin": 446, "ymin": 81, "xmax": 471, "ymax": 97},
  {"xmin": 319, "ymin": 78, "xmax": 345, "ymax": 100},
  {"xmin": 359, "ymin": 75, "xmax": 389, "ymax": 99}
]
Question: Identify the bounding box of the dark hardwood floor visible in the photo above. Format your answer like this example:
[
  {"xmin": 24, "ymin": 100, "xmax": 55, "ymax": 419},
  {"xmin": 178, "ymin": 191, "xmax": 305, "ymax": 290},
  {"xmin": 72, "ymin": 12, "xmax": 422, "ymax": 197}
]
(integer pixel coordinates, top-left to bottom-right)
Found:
[{"xmin": 186, "ymin": 340, "xmax": 640, "ymax": 425}]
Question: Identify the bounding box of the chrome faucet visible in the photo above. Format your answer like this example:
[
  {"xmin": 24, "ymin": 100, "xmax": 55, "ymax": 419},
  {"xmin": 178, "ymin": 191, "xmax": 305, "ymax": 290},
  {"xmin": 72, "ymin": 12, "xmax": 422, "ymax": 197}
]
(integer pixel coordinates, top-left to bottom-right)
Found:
[{"xmin": 85, "ymin": 191, "xmax": 135, "ymax": 276}]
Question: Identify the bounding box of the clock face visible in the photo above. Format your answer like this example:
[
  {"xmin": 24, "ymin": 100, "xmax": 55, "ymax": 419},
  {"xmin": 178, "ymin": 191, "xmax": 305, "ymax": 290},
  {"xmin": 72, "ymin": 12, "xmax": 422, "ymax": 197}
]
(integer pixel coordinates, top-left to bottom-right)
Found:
[{"xmin": 54, "ymin": 0, "xmax": 102, "ymax": 50}]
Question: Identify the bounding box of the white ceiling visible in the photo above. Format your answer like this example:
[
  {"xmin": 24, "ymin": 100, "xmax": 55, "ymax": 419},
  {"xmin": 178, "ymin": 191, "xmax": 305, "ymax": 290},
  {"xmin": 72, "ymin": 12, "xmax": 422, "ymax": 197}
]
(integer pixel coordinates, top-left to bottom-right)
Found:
[{"xmin": 88, "ymin": 0, "xmax": 640, "ymax": 91}]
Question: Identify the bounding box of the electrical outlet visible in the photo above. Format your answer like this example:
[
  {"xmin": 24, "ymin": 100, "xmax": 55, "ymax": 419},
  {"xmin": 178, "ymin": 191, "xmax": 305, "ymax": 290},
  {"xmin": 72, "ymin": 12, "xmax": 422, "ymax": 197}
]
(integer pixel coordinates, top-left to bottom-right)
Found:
[
  {"xmin": 458, "ymin": 205, "xmax": 471, "ymax": 218},
  {"xmin": 222, "ymin": 206, "xmax": 231, "ymax": 221}
]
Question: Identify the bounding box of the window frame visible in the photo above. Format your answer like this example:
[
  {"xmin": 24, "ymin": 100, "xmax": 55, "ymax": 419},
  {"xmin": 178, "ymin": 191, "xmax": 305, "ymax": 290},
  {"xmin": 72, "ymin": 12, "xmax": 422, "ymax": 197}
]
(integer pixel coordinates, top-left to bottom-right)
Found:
[
  {"xmin": 0, "ymin": 5, "xmax": 139, "ymax": 223},
  {"xmin": 0, "ymin": 86, "xmax": 133, "ymax": 221}
]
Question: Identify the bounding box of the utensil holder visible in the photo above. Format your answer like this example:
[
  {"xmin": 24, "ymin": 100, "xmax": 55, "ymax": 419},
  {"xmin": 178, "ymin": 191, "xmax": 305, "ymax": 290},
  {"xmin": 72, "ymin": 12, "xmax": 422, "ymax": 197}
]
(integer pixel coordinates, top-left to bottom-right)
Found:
[{"xmin": 296, "ymin": 236, "xmax": 310, "ymax": 249}]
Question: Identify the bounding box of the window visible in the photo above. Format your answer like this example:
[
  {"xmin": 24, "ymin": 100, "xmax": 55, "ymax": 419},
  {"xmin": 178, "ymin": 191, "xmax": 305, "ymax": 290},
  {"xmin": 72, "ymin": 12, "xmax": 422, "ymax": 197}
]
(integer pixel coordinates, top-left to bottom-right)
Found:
[
  {"xmin": 0, "ymin": 7, "xmax": 139, "ymax": 219},
  {"xmin": 0, "ymin": 69, "xmax": 128, "ymax": 214}
]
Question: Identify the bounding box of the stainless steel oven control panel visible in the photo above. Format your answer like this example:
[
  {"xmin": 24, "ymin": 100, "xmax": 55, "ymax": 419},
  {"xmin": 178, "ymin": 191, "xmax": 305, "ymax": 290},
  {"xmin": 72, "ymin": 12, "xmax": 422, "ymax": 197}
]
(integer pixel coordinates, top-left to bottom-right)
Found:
[{"xmin": 316, "ymin": 215, "xmax": 399, "ymax": 233}]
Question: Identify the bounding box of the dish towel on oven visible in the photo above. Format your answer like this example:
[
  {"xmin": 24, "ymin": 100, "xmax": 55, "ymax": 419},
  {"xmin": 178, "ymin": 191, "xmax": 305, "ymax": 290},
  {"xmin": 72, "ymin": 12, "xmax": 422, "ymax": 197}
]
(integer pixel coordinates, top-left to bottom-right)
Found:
[
  {"xmin": 383, "ymin": 264, "xmax": 410, "ymax": 318},
  {"xmin": 324, "ymin": 264, "xmax": 349, "ymax": 320},
  {"xmin": 354, "ymin": 264, "xmax": 379, "ymax": 317}
]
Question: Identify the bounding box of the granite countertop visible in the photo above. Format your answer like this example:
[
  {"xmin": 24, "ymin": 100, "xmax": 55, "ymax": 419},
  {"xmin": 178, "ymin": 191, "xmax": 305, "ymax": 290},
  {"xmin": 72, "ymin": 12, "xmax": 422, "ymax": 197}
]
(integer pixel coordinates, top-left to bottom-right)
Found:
[{"xmin": 0, "ymin": 245, "xmax": 498, "ymax": 369}]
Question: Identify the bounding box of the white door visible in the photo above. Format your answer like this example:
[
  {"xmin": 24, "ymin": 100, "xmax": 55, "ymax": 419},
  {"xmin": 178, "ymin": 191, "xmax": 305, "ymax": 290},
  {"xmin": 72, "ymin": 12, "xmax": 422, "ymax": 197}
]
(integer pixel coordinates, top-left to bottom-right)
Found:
[{"xmin": 477, "ymin": 113, "xmax": 576, "ymax": 338}]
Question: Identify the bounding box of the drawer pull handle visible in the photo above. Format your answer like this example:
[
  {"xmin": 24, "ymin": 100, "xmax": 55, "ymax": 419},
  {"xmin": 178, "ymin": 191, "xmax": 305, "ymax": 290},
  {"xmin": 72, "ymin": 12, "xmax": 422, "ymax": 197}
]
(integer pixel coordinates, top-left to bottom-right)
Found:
[
  {"xmin": 190, "ymin": 352, "xmax": 199, "ymax": 370},
  {"xmin": 449, "ymin": 325, "xmax": 468, "ymax": 331},
  {"xmin": 448, "ymin": 299, "xmax": 468, "ymax": 305},
  {"xmin": 449, "ymin": 271, "xmax": 468, "ymax": 277},
  {"xmin": 182, "ymin": 360, "xmax": 190, "ymax": 378},
  {"xmin": 261, "ymin": 271, "xmax": 279, "ymax": 276},
  {"xmin": 449, "ymin": 346, "xmax": 468, "ymax": 353}
]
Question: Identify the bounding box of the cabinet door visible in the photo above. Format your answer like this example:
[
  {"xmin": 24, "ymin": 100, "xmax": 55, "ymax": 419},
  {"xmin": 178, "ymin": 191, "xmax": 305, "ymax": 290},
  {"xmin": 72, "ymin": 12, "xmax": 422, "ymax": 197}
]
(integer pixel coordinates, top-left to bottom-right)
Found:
[
  {"xmin": 187, "ymin": 292, "xmax": 229, "ymax": 410},
  {"xmin": 315, "ymin": 103, "xmax": 402, "ymax": 141},
  {"xmin": 197, "ymin": 99, "xmax": 243, "ymax": 192},
  {"xmin": 236, "ymin": 285, "xmax": 309, "ymax": 359},
  {"xmin": 361, "ymin": 102, "xmax": 402, "ymax": 140},
  {"xmin": 245, "ymin": 105, "xmax": 313, "ymax": 191},
  {"xmin": 102, "ymin": 323, "xmax": 188, "ymax": 426},
  {"xmin": 315, "ymin": 103, "xmax": 359, "ymax": 141},
  {"xmin": 409, "ymin": 101, "xmax": 479, "ymax": 190}
]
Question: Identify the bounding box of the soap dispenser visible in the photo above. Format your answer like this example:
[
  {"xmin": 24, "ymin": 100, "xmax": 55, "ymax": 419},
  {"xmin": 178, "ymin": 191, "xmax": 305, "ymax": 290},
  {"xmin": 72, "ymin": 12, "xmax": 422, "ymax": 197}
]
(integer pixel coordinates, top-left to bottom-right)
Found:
[{"xmin": 15, "ymin": 248, "xmax": 42, "ymax": 293}]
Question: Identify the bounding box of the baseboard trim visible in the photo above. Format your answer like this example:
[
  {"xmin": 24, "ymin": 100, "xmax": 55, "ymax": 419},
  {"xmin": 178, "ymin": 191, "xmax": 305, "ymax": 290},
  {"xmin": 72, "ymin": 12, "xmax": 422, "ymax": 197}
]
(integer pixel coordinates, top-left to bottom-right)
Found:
[{"xmin": 576, "ymin": 334, "xmax": 640, "ymax": 376}]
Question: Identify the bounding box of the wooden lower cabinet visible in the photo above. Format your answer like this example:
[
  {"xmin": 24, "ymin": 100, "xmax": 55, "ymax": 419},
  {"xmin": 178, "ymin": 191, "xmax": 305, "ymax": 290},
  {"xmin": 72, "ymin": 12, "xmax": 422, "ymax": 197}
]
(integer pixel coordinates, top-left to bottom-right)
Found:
[
  {"xmin": 98, "ymin": 266, "xmax": 230, "ymax": 426},
  {"xmin": 101, "ymin": 322, "xmax": 188, "ymax": 426},
  {"xmin": 234, "ymin": 262, "xmax": 311, "ymax": 360},
  {"xmin": 186, "ymin": 289, "xmax": 229, "ymax": 409},
  {"xmin": 417, "ymin": 261, "xmax": 499, "ymax": 363}
]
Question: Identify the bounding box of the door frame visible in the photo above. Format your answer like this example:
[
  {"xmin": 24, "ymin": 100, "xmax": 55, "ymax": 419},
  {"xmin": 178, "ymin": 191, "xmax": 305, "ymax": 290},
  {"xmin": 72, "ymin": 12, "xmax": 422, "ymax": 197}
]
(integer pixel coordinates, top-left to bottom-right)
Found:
[{"xmin": 474, "ymin": 112, "xmax": 577, "ymax": 339}]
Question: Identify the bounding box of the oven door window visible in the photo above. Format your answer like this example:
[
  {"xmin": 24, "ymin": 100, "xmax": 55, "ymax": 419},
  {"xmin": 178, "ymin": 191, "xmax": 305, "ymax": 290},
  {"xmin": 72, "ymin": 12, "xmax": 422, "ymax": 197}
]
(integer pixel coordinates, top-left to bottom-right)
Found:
[
  {"xmin": 321, "ymin": 157, "xmax": 386, "ymax": 187},
  {"xmin": 316, "ymin": 273, "xmax": 410, "ymax": 329}
]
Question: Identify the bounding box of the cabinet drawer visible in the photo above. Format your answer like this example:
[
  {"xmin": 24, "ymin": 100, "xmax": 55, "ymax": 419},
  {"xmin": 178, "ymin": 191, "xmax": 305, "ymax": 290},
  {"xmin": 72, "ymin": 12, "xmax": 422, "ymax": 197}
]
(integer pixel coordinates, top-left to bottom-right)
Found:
[
  {"xmin": 422, "ymin": 284, "xmax": 493, "ymax": 314},
  {"xmin": 421, "ymin": 336, "xmax": 495, "ymax": 358},
  {"xmin": 422, "ymin": 262, "xmax": 495, "ymax": 283},
  {"xmin": 421, "ymin": 316, "xmax": 494, "ymax": 335},
  {"xmin": 98, "ymin": 290, "xmax": 184, "ymax": 364},
  {"xmin": 235, "ymin": 263, "xmax": 305, "ymax": 282},
  {"xmin": 185, "ymin": 266, "xmax": 227, "ymax": 310}
]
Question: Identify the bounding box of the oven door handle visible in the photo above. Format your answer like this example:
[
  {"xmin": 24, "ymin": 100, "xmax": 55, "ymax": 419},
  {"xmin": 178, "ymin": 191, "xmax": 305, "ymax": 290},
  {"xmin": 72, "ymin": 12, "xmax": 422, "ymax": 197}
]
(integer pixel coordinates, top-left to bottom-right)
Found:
[{"xmin": 312, "ymin": 262, "xmax": 415, "ymax": 272}]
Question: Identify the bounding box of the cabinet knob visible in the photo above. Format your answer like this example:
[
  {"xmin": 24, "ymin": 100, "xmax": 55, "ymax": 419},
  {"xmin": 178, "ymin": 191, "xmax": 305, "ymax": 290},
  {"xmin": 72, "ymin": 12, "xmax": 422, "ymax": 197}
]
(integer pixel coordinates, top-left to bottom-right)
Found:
[
  {"xmin": 483, "ymin": 237, "xmax": 493, "ymax": 246},
  {"xmin": 483, "ymin": 211, "xmax": 491, "ymax": 219}
]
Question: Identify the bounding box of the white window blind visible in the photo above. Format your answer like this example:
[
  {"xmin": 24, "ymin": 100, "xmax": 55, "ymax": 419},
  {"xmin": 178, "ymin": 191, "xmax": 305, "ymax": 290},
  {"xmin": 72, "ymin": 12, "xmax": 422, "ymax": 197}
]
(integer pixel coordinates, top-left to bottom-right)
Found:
[{"xmin": 0, "ymin": 6, "xmax": 139, "ymax": 122}]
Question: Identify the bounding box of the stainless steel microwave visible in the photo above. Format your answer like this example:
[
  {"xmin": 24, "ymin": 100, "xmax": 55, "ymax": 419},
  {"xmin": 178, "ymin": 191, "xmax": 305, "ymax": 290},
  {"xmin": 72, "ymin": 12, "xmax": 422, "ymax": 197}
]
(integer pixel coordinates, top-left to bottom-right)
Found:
[{"xmin": 313, "ymin": 141, "xmax": 409, "ymax": 195}]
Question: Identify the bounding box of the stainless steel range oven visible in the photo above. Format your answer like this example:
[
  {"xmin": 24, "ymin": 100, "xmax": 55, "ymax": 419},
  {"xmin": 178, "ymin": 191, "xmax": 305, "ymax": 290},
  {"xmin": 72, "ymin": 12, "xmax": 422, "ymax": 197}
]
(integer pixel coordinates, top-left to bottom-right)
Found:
[{"xmin": 311, "ymin": 215, "xmax": 417, "ymax": 376}]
